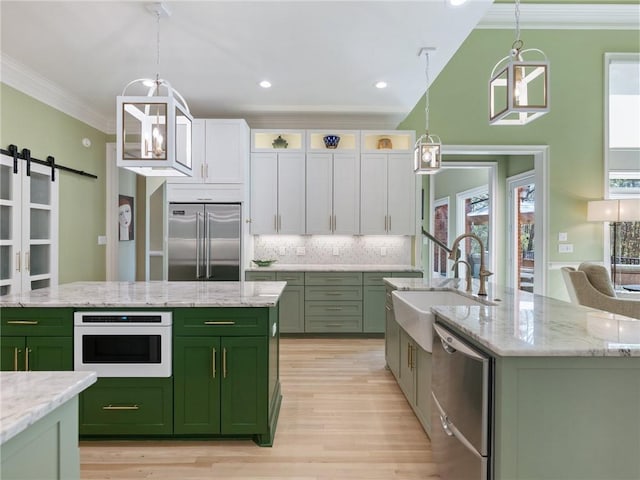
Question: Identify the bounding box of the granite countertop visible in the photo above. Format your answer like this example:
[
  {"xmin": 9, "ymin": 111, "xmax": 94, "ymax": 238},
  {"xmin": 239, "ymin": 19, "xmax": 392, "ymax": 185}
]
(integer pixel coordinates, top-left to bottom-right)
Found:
[
  {"xmin": 0, "ymin": 281, "xmax": 286, "ymax": 308},
  {"xmin": 0, "ymin": 371, "xmax": 97, "ymax": 445},
  {"xmin": 246, "ymin": 263, "xmax": 422, "ymax": 272},
  {"xmin": 384, "ymin": 277, "xmax": 640, "ymax": 358}
]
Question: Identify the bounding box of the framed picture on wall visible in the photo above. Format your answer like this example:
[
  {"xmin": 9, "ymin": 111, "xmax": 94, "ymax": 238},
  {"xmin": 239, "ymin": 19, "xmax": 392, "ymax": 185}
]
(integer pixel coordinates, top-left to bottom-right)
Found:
[{"xmin": 118, "ymin": 194, "xmax": 134, "ymax": 241}]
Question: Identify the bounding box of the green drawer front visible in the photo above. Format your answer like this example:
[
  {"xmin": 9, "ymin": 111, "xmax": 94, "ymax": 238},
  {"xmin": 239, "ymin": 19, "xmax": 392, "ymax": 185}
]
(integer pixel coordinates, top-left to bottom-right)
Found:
[
  {"xmin": 79, "ymin": 377, "xmax": 173, "ymax": 435},
  {"xmin": 392, "ymin": 271, "xmax": 422, "ymax": 278},
  {"xmin": 363, "ymin": 272, "xmax": 393, "ymax": 286},
  {"xmin": 246, "ymin": 271, "xmax": 276, "ymax": 281},
  {"xmin": 173, "ymin": 308, "xmax": 268, "ymax": 336},
  {"xmin": 305, "ymin": 285, "xmax": 362, "ymax": 301},
  {"xmin": 305, "ymin": 316, "xmax": 363, "ymax": 333},
  {"xmin": 276, "ymin": 272, "xmax": 305, "ymax": 285},
  {"xmin": 305, "ymin": 301, "xmax": 362, "ymax": 317},
  {"xmin": 0, "ymin": 308, "xmax": 73, "ymax": 336},
  {"xmin": 305, "ymin": 272, "xmax": 362, "ymax": 286}
]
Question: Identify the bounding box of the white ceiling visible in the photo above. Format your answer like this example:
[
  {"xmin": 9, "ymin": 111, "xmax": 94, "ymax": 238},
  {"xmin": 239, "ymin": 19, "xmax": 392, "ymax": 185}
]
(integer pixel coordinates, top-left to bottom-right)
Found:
[
  {"xmin": 1, "ymin": 2, "xmax": 637, "ymax": 132},
  {"xmin": 0, "ymin": 0, "xmax": 493, "ymax": 131}
]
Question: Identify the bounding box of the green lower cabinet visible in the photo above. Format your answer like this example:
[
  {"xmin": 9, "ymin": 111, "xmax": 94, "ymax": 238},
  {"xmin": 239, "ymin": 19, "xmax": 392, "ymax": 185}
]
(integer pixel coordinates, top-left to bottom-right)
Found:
[
  {"xmin": 79, "ymin": 377, "xmax": 173, "ymax": 435},
  {"xmin": 385, "ymin": 307, "xmax": 400, "ymax": 378},
  {"xmin": 1, "ymin": 336, "xmax": 72, "ymax": 371},
  {"xmin": 279, "ymin": 285, "xmax": 304, "ymax": 333},
  {"xmin": 174, "ymin": 335, "xmax": 267, "ymax": 436},
  {"xmin": 363, "ymin": 285, "xmax": 386, "ymax": 333}
]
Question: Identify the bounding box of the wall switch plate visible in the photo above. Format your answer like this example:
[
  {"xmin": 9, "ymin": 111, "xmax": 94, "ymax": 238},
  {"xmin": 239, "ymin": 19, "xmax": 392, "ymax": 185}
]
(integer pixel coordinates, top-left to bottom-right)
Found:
[
  {"xmin": 381, "ymin": 247, "xmax": 387, "ymax": 256},
  {"xmin": 558, "ymin": 232, "xmax": 568, "ymax": 242},
  {"xmin": 296, "ymin": 247, "xmax": 305, "ymax": 256},
  {"xmin": 278, "ymin": 247, "xmax": 286, "ymax": 256},
  {"xmin": 98, "ymin": 235, "xmax": 107, "ymax": 245},
  {"xmin": 558, "ymin": 244, "xmax": 573, "ymax": 253},
  {"xmin": 333, "ymin": 247, "xmax": 340, "ymax": 256}
]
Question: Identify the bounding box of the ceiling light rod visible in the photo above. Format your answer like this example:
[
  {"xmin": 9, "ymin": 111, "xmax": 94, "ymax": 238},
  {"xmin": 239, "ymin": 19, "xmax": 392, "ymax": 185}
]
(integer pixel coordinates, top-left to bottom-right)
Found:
[
  {"xmin": 489, "ymin": 0, "xmax": 549, "ymax": 125},
  {"xmin": 414, "ymin": 47, "xmax": 442, "ymax": 175}
]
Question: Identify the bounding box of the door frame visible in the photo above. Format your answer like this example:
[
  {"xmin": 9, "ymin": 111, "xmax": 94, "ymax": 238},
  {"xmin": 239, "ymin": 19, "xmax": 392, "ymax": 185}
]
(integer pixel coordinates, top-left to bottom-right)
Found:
[
  {"xmin": 507, "ymin": 170, "xmax": 536, "ymax": 292},
  {"xmin": 432, "ymin": 145, "xmax": 549, "ymax": 295}
]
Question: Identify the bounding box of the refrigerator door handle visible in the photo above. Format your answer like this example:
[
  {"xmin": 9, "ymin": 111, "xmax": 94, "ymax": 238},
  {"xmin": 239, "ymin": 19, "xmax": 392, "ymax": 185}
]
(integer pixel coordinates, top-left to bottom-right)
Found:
[
  {"xmin": 205, "ymin": 212, "xmax": 212, "ymax": 279},
  {"xmin": 195, "ymin": 211, "xmax": 202, "ymax": 279}
]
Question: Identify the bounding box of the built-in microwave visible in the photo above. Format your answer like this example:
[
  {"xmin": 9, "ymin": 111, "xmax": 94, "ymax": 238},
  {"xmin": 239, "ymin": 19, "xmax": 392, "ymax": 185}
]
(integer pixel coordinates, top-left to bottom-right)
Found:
[{"xmin": 73, "ymin": 311, "xmax": 172, "ymax": 377}]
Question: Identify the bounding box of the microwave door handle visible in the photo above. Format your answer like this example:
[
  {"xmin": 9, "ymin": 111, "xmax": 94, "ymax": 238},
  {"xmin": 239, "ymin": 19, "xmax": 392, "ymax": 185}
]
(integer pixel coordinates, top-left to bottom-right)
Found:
[{"xmin": 433, "ymin": 323, "xmax": 486, "ymax": 361}]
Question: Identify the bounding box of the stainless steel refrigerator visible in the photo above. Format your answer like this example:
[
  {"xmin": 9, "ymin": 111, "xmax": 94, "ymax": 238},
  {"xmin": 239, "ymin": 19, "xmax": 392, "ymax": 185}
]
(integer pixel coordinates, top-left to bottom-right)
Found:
[{"xmin": 168, "ymin": 203, "xmax": 241, "ymax": 281}]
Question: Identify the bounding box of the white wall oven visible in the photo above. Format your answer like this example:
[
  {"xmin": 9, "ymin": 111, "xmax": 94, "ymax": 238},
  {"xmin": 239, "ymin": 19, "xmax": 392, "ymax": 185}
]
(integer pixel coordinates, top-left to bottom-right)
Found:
[{"xmin": 74, "ymin": 311, "xmax": 172, "ymax": 377}]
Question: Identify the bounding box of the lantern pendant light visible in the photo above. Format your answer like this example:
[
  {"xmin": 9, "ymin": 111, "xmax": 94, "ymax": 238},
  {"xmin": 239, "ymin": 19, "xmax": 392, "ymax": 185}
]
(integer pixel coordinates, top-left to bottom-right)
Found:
[
  {"xmin": 116, "ymin": 2, "xmax": 193, "ymax": 177},
  {"xmin": 414, "ymin": 47, "xmax": 442, "ymax": 175},
  {"xmin": 489, "ymin": 0, "xmax": 549, "ymax": 125}
]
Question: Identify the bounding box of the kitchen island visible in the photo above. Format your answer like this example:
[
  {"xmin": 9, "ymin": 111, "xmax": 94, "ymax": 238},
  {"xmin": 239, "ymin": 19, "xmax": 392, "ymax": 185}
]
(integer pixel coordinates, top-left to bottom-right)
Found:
[
  {"xmin": 0, "ymin": 371, "xmax": 97, "ymax": 480},
  {"xmin": 1, "ymin": 281, "xmax": 286, "ymax": 447},
  {"xmin": 384, "ymin": 277, "xmax": 640, "ymax": 480}
]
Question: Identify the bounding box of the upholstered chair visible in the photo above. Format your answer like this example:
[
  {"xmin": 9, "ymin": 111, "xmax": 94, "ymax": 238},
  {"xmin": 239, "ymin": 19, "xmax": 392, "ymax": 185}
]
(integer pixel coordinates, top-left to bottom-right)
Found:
[{"xmin": 561, "ymin": 263, "xmax": 640, "ymax": 320}]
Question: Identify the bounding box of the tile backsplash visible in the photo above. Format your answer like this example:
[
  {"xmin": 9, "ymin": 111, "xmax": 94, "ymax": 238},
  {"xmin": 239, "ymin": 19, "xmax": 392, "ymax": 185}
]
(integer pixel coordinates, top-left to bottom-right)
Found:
[{"xmin": 253, "ymin": 235, "xmax": 412, "ymax": 265}]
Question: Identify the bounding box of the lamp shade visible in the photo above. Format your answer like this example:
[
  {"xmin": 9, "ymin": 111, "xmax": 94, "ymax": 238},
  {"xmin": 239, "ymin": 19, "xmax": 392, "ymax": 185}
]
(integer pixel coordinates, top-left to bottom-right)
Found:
[{"xmin": 588, "ymin": 199, "xmax": 640, "ymax": 222}]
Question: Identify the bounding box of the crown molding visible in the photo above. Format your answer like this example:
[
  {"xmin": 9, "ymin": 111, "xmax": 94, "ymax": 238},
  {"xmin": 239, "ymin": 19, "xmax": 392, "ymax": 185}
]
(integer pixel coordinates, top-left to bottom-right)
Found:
[
  {"xmin": 0, "ymin": 54, "xmax": 113, "ymax": 133},
  {"xmin": 478, "ymin": 4, "xmax": 640, "ymax": 30}
]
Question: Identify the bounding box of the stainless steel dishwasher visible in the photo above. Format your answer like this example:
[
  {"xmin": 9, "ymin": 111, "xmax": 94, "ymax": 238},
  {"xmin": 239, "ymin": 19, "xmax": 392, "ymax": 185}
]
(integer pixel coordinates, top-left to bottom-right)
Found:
[{"xmin": 431, "ymin": 321, "xmax": 493, "ymax": 480}]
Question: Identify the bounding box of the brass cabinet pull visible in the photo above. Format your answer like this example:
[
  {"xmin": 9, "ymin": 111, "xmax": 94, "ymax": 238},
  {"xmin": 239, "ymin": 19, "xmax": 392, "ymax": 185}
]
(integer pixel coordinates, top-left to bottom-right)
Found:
[
  {"xmin": 25, "ymin": 251, "xmax": 30, "ymax": 272},
  {"xmin": 407, "ymin": 343, "xmax": 411, "ymax": 368},
  {"xmin": 7, "ymin": 320, "xmax": 39, "ymax": 325},
  {"xmin": 15, "ymin": 252, "xmax": 20, "ymax": 272},
  {"xmin": 385, "ymin": 305, "xmax": 392, "ymax": 311},
  {"xmin": 13, "ymin": 348, "xmax": 20, "ymax": 371},
  {"xmin": 326, "ymin": 307, "xmax": 343, "ymax": 311},
  {"xmin": 223, "ymin": 348, "xmax": 227, "ymax": 379},
  {"xmin": 324, "ymin": 292, "xmax": 343, "ymax": 296},
  {"xmin": 204, "ymin": 321, "xmax": 236, "ymax": 325},
  {"xmin": 102, "ymin": 405, "xmax": 140, "ymax": 411},
  {"xmin": 25, "ymin": 347, "xmax": 31, "ymax": 371},
  {"xmin": 212, "ymin": 348, "xmax": 217, "ymax": 378}
]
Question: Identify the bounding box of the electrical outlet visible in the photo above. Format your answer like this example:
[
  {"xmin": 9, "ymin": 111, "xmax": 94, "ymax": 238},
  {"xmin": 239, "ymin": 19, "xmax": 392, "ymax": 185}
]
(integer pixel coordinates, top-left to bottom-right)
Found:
[
  {"xmin": 558, "ymin": 232, "xmax": 568, "ymax": 242},
  {"xmin": 278, "ymin": 247, "xmax": 286, "ymax": 256},
  {"xmin": 558, "ymin": 244, "xmax": 573, "ymax": 253},
  {"xmin": 333, "ymin": 247, "xmax": 340, "ymax": 256},
  {"xmin": 380, "ymin": 247, "xmax": 387, "ymax": 256},
  {"xmin": 296, "ymin": 247, "xmax": 305, "ymax": 256},
  {"xmin": 98, "ymin": 235, "xmax": 107, "ymax": 245}
]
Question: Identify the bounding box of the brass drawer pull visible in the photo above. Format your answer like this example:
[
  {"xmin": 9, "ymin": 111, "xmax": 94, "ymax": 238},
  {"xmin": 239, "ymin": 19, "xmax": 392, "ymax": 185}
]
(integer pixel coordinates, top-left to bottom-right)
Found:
[
  {"xmin": 212, "ymin": 348, "xmax": 217, "ymax": 378},
  {"xmin": 385, "ymin": 305, "xmax": 392, "ymax": 311},
  {"xmin": 324, "ymin": 292, "xmax": 343, "ymax": 296},
  {"xmin": 7, "ymin": 320, "xmax": 39, "ymax": 325},
  {"xmin": 223, "ymin": 348, "xmax": 227, "ymax": 379},
  {"xmin": 25, "ymin": 347, "xmax": 31, "ymax": 371},
  {"xmin": 102, "ymin": 405, "xmax": 140, "ymax": 411},
  {"xmin": 13, "ymin": 348, "xmax": 20, "ymax": 371},
  {"xmin": 204, "ymin": 321, "xmax": 236, "ymax": 325},
  {"xmin": 326, "ymin": 307, "xmax": 343, "ymax": 311}
]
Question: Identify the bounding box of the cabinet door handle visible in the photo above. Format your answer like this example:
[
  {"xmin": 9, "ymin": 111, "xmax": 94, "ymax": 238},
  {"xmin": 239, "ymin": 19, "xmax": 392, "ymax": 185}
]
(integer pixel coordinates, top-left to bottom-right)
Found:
[
  {"xmin": 15, "ymin": 252, "xmax": 20, "ymax": 272},
  {"xmin": 204, "ymin": 321, "xmax": 236, "ymax": 325},
  {"xmin": 329, "ymin": 215, "xmax": 333, "ymax": 231},
  {"xmin": 25, "ymin": 347, "xmax": 31, "ymax": 371},
  {"xmin": 326, "ymin": 307, "xmax": 343, "ymax": 311},
  {"xmin": 205, "ymin": 163, "xmax": 209, "ymax": 179},
  {"xmin": 411, "ymin": 345, "xmax": 415, "ymax": 369},
  {"xmin": 7, "ymin": 320, "xmax": 39, "ymax": 325},
  {"xmin": 212, "ymin": 348, "xmax": 217, "ymax": 378},
  {"xmin": 278, "ymin": 215, "xmax": 282, "ymax": 231},
  {"xmin": 325, "ymin": 292, "xmax": 343, "ymax": 296},
  {"xmin": 102, "ymin": 405, "xmax": 140, "ymax": 411},
  {"xmin": 223, "ymin": 348, "xmax": 227, "ymax": 379},
  {"xmin": 25, "ymin": 251, "xmax": 30, "ymax": 272},
  {"xmin": 13, "ymin": 348, "xmax": 20, "ymax": 371},
  {"xmin": 333, "ymin": 215, "xmax": 336, "ymax": 232},
  {"xmin": 385, "ymin": 305, "xmax": 392, "ymax": 311},
  {"xmin": 388, "ymin": 216, "xmax": 391, "ymax": 232}
]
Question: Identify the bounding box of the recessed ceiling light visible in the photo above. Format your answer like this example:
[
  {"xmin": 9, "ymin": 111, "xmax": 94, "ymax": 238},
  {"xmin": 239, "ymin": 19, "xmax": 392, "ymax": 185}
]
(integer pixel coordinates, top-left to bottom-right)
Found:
[
  {"xmin": 259, "ymin": 80, "xmax": 272, "ymax": 88},
  {"xmin": 448, "ymin": 0, "xmax": 468, "ymax": 6},
  {"xmin": 375, "ymin": 81, "xmax": 388, "ymax": 89}
]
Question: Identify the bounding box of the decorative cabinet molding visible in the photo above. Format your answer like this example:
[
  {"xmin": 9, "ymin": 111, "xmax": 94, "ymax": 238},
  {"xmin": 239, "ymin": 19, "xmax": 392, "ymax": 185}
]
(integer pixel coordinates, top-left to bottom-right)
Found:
[{"xmin": 0, "ymin": 153, "xmax": 58, "ymax": 296}]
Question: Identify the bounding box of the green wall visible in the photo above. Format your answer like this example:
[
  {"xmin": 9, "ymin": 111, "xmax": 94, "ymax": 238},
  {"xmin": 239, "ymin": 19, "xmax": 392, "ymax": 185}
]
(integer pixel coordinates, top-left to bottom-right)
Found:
[
  {"xmin": 0, "ymin": 84, "xmax": 108, "ymax": 283},
  {"xmin": 400, "ymin": 29, "xmax": 639, "ymax": 298}
]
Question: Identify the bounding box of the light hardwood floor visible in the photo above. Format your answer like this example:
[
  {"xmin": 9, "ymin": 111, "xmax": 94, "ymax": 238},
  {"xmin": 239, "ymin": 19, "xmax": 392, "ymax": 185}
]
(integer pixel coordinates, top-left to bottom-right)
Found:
[{"xmin": 80, "ymin": 338, "xmax": 438, "ymax": 479}]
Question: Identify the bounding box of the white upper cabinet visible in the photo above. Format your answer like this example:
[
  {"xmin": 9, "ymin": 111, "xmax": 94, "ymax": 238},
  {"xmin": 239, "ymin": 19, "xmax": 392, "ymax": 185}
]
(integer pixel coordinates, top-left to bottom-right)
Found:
[
  {"xmin": 306, "ymin": 130, "xmax": 359, "ymax": 235},
  {"xmin": 167, "ymin": 119, "xmax": 249, "ymax": 184},
  {"xmin": 360, "ymin": 131, "xmax": 416, "ymax": 235},
  {"xmin": 250, "ymin": 130, "xmax": 306, "ymax": 235},
  {"xmin": 0, "ymin": 153, "xmax": 58, "ymax": 296}
]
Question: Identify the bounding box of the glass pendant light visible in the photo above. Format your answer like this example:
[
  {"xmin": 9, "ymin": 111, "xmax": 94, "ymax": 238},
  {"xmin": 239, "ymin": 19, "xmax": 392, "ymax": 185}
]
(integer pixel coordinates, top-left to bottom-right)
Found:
[
  {"xmin": 489, "ymin": 0, "xmax": 549, "ymax": 125},
  {"xmin": 414, "ymin": 48, "xmax": 442, "ymax": 175},
  {"xmin": 116, "ymin": 2, "xmax": 193, "ymax": 177}
]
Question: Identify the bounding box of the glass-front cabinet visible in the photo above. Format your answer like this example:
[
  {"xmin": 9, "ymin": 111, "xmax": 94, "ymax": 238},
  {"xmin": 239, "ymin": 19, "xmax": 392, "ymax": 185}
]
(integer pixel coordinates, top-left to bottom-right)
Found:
[{"xmin": 0, "ymin": 153, "xmax": 58, "ymax": 296}]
